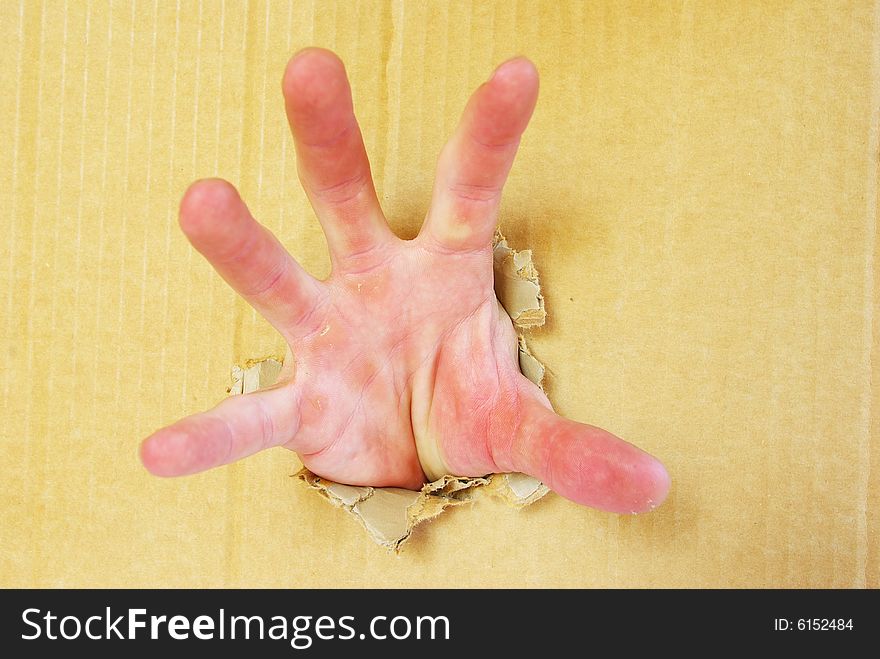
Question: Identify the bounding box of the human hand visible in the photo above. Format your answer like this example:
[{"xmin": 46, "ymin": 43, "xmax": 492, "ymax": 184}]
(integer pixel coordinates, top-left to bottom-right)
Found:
[{"xmin": 140, "ymin": 48, "xmax": 670, "ymax": 514}]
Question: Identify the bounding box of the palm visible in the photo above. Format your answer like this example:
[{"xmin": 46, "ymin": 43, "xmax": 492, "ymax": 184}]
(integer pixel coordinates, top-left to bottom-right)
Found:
[
  {"xmin": 141, "ymin": 48, "xmax": 670, "ymax": 514},
  {"xmin": 288, "ymin": 245, "xmax": 517, "ymax": 490}
]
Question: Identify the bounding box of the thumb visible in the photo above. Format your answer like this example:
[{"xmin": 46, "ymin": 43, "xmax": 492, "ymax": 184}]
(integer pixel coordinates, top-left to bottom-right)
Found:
[{"xmin": 496, "ymin": 388, "xmax": 671, "ymax": 514}]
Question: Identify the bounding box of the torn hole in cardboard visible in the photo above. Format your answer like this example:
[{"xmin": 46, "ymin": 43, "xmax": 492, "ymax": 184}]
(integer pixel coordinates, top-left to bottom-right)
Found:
[{"xmin": 228, "ymin": 232, "xmax": 549, "ymax": 551}]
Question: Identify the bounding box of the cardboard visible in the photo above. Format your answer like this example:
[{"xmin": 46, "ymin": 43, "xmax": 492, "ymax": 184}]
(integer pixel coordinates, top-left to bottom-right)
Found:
[
  {"xmin": 229, "ymin": 235, "xmax": 548, "ymax": 551},
  {"xmin": 493, "ymin": 232, "xmax": 546, "ymax": 328},
  {"xmin": 1, "ymin": 1, "xmax": 877, "ymax": 587},
  {"xmin": 228, "ymin": 357, "xmax": 282, "ymax": 396}
]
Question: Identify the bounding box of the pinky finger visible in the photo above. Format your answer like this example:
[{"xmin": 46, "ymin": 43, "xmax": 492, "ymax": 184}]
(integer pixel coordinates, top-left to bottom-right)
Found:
[{"xmin": 140, "ymin": 385, "xmax": 300, "ymax": 477}]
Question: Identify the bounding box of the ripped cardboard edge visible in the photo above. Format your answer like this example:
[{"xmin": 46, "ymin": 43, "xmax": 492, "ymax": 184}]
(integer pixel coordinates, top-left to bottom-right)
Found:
[
  {"xmin": 296, "ymin": 469, "xmax": 549, "ymax": 550},
  {"xmin": 518, "ymin": 336, "xmax": 545, "ymax": 391},
  {"xmin": 496, "ymin": 230, "xmax": 546, "ymax": 391},
  {"xmin": 227, "ymin": 357, "xmax": 282, "ymax": 396},
  {"xmin": 297, "ymin": 472, "xmax": 490, "ymax": 551},
  {"xmin": 228, "ymin": 234, "xmax": 550, "ymax": 552},
  {"xmin": 493, "ymin": 231, "xmax": 546, "ymax": 329}
]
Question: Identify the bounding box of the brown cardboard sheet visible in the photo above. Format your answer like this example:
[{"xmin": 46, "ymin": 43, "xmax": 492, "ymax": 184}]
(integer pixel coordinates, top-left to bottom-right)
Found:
[{"xmin": 0, "ymin": 1, "xmax": 877, "ymax": 587}]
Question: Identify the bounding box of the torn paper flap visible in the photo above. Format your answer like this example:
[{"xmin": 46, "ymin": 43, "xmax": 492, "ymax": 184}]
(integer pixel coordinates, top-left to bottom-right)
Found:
[
  {"xmin": 482, "ymin": 472, "xmax": 550, "ymax": 507},
  {"xmin": 228, "ymin": 357, "xmax": 282, "ymax": 395},
  {"xmin": 299, "ymin": 469, "xmax": 547, "ymax": 550},
  {"xmin": 493, "ymin": 231, "xmax": 546, "ymax": 329},
  {"xmin": 298, "ymin": 470, "xmax": 490, "ymax": 550},
  {"xmin": 518, "ymin": 336, "xmax": 545, "ymax": 390}
]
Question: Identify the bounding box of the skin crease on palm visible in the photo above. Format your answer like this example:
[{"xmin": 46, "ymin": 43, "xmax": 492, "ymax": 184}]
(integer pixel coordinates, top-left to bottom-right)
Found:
[{"xmin": 140, "ymin": 48, "xmax": 671, "ymax": 514}]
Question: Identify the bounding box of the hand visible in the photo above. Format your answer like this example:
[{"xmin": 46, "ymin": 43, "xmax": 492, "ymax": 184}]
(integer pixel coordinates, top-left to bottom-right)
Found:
[{"xmin": 140, "ymin": 48, "xmax": 670, "ymax": 514}]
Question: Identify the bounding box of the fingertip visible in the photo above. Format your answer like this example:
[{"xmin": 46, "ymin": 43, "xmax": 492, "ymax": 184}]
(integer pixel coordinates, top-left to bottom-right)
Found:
[
  {"xmin": 485, "ymin": 57, "xmax": 539, "ymax": 115},
  {"xmin": 645, "ymin": 455, "xmax": 672, "ymax": 510},
  {"xmin": 141, "ymin": 426, "xmax": 216, "ymax": 478},
  {"xmin": 139, "ymin": 432, "xmax": 180, "ymax": 478},
  {"xmin": 178, "ymin": 178, "xmax": 241, "ymax": 239},
  {"xmin": 465, "ymin": 57, "xmax": 539, "ymax": 147},
  {"xmin": 589, "ymin": 444, "xmax": 671, "ymax": 514},
  {"xmin": 490, "ymin": 56, "xmax": 539, "ymax": 90},
  {"xmin": 282, "ymin": 47, "xmax": 348, "ymax": 112},
  {"xmin": 627, "ymin": 453, "xmax": 671, "ymax": 514}
]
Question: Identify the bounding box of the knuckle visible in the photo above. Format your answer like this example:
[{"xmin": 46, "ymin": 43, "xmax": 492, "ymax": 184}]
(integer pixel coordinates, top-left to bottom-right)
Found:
[
  {"xmin": 309, "ymin": 171, "xmax": 370, "ymax": 206},
  {"xmin": 447, "ymin": 180, "xmax": 502, "ymax": 205}
]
